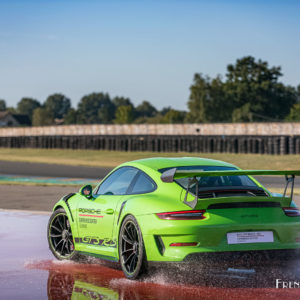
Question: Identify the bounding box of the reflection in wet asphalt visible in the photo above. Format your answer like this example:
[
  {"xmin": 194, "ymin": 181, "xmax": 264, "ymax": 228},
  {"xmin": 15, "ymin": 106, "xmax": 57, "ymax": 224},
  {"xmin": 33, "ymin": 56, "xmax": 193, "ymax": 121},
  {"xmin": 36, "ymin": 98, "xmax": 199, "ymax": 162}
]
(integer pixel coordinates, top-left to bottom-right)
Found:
[{"xmin": 1, "ymin": 210, "xmax": 300, "ymax": 299}]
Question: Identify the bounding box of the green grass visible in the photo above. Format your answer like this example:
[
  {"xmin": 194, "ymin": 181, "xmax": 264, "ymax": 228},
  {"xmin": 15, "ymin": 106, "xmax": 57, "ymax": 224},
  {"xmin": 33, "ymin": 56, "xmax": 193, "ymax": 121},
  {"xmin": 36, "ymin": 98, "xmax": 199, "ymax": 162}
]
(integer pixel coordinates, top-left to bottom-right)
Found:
[{"xmin": 0, "ymin": 148, "xmax": 300, "ymax": 170}]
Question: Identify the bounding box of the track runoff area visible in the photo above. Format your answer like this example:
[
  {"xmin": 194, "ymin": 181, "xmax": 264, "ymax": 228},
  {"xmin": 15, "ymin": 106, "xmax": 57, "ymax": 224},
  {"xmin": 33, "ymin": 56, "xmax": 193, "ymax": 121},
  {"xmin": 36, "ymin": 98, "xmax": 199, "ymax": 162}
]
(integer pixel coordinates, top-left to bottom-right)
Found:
[{"xmin": 1, "ymin": 161, "xmax": 300, "ymax": 298}]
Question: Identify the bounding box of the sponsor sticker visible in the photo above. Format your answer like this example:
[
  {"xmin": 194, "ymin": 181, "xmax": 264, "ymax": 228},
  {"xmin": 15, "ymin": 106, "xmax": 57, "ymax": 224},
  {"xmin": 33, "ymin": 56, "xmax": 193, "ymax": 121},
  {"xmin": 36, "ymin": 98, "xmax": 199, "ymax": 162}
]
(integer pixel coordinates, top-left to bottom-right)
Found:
[{"xmin": 79, "ymin": 217, "xmax": 98, "ymax": 224}]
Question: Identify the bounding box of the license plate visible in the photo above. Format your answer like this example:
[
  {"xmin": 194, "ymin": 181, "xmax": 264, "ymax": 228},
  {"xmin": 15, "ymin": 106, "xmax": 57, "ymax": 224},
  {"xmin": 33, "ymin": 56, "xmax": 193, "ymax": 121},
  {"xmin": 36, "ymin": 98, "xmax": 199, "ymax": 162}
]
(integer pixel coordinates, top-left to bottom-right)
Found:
[{"xmin": 227, "ymin": 231, "xmax": 274, "ymax": 244}]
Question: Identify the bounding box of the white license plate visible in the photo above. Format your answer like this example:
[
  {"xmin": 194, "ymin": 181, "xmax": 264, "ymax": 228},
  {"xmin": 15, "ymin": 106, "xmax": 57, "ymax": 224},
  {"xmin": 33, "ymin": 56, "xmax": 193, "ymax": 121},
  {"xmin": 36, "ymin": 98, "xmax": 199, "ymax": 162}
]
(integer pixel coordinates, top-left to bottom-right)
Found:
[{"xmin": 227, "ymin": 231, "xmax": 274, "ymax": 244}]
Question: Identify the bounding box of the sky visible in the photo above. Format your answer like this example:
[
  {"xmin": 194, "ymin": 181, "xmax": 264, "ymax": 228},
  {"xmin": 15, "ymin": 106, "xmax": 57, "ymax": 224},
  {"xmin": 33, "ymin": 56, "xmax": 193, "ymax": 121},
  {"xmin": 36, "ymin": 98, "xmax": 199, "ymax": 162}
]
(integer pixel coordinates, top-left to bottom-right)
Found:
[{"xmin": 0, "ymin": 0, "xmax": 300, "ymax": 111}]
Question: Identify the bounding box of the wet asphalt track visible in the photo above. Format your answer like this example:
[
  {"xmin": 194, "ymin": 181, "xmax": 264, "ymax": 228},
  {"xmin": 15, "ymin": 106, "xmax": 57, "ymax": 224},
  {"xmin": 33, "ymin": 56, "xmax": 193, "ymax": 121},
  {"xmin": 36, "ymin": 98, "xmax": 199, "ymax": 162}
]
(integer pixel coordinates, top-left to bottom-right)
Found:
[{"xmin": 1, "ymin": 210, "xmax": 300, "ymax": 300}]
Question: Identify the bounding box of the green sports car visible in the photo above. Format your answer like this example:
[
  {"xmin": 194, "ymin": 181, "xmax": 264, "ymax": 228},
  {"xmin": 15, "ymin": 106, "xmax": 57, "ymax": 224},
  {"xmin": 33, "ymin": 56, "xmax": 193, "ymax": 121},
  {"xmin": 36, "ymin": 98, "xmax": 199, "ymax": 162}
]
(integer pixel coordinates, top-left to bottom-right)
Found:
[{"xmin": 47, "ymin": 157, "xmax": 300, "ymax": 279}]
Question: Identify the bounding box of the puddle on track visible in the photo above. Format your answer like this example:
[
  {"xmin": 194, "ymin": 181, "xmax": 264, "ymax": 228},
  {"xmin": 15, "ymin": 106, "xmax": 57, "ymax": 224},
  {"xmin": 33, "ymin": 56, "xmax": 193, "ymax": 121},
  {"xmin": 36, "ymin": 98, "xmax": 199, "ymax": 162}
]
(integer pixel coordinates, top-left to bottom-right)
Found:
[{"xmin": 1, "ymin": 211, "xmax": 300, "ymax": 299}]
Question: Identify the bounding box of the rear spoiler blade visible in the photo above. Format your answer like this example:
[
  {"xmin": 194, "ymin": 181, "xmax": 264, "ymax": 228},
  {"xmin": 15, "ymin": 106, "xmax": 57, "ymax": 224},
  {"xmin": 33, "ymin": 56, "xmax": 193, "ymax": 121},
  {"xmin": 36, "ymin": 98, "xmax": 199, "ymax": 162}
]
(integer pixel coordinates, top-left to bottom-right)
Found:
[
  {"xmin": 161, "ymin": 169, "xmax": 300, "ymax": 182},
  {"xmin": 160, "ymin": 168, "xmax": 300, "ymax": 209}
]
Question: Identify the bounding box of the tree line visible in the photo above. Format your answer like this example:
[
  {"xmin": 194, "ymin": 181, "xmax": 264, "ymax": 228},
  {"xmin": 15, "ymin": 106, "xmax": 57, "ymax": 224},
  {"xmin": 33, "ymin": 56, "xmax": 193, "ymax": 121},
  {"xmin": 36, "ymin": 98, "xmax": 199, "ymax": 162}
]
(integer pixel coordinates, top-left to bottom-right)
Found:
[
  {"xmin": 0, "ymin": 94, "xmax": 185, "ymax": 126},
  {"xmin": 0, "ymin": 56, "xmax": 299, "ymax": 126},
  {"xmin": 186, "ymin": 56, "xmax": 300, "ymax": 122}
]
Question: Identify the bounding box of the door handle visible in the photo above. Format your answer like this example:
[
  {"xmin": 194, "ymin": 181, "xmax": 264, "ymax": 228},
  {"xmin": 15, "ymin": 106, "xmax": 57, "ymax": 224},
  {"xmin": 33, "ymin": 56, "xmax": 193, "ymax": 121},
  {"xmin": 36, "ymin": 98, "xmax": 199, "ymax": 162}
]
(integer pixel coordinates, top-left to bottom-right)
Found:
[{"xmin": 105, "ymin": 208, "xmax": 114, "ymax": 214}]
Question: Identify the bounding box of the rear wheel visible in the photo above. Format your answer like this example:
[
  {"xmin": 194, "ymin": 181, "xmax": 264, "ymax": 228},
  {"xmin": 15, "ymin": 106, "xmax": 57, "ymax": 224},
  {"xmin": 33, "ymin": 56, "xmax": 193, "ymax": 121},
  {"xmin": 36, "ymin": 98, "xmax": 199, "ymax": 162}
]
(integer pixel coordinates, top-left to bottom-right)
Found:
[
  {"xmin": 47, "ymin": 208, "xmax": 79, "ymax": 260},
  {"xmin": 119, "ymin": 215, "xmax": 148, "ymax": 279}
]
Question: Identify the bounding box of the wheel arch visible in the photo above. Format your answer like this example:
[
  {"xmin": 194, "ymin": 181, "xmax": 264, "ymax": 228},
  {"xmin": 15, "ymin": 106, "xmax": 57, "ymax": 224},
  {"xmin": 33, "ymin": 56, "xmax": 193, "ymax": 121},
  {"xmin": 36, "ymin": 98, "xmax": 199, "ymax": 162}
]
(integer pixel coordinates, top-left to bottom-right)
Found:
[
  {"xmin": 52, "ymin": 198, "xmax": 77, "ymax": 229},
  {"xmin": 53, "ymin": 193, "xmax": 77, "ymax": 221},
  {"xmin": 117, "ymin": 213, "xmax": 133, "ymax": 244},
  {"xmin": 116, "ymin": 211, "xmax": 149, "ymax": 250},
  {"xmin": 53, "ymin": 201, "xmax": 69, "ymax": 214},
  {"xmin": 115, "ymin": 196, "xmax": 164, "ymax": 240},
  {"xmin": 53, "ymin": 205, "xmax": 64, "ymax": 211}
]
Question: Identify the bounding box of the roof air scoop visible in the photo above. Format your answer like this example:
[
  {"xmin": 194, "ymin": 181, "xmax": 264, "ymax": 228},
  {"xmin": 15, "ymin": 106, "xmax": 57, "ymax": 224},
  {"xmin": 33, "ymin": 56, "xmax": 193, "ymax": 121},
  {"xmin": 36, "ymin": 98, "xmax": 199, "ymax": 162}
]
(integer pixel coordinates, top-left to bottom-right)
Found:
[{"xmin": 161, "ymin": 167, "xmax": 176, "ymax": 183}]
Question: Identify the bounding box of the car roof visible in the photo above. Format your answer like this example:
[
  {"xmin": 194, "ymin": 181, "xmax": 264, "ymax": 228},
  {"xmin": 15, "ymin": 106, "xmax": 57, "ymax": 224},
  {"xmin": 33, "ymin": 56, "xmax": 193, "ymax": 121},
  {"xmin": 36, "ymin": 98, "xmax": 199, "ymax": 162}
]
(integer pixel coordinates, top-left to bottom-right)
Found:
[{"xmin": 125, "ymin": 157, "xmax": 236, "ymax": 171}]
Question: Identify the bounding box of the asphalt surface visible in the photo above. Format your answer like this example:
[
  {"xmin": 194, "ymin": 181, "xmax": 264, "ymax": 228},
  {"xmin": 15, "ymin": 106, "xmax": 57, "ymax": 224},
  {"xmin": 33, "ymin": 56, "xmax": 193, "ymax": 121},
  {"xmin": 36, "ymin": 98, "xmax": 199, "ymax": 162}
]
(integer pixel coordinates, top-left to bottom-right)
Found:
[
  {"xmin": 0, "ymin": 185, "xmax": 76, "ymax": 211},
  {"xmin": 1, "ymin": 160, "xmax": 300, "ymax": 188},
  {"xmin": 1, "ymin": 210, "xmax": 300, "ymax": 299},
  {"xmin": 0, "ymin": 160, "xmax": 111, "ymax": 179}
]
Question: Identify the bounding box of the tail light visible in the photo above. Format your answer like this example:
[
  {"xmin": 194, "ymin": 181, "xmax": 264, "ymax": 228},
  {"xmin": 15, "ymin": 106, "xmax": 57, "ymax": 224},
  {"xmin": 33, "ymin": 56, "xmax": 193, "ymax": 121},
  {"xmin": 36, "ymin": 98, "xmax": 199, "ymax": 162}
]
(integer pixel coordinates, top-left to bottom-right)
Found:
[
  {"xmin": 282, "ymin": 207, "xmax": 300, "ymax": 217},
  {"xmin": 156, "ymin": 210, "xmax": 206, "ymax": 220}
]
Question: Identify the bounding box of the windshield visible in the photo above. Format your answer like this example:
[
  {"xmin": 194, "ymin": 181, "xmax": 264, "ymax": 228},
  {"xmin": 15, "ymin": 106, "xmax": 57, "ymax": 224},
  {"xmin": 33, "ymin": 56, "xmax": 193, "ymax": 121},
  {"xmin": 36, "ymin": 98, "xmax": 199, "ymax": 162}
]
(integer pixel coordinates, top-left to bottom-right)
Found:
[{"xmin": 160, "ymin": 166, "xmax": 258, "ymax": 194}]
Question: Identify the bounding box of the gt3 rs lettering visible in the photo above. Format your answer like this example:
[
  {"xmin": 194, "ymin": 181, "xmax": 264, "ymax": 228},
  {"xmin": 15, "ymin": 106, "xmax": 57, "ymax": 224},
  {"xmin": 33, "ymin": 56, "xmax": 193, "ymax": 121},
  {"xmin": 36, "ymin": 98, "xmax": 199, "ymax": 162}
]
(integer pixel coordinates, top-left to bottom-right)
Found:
[
  {"xmin": 102, "ymin": 239, "xmax": 117, "ymax": 247},
  {"xmin": 74, "ymin": 236, "xmax": 117, "ymax": 248}
]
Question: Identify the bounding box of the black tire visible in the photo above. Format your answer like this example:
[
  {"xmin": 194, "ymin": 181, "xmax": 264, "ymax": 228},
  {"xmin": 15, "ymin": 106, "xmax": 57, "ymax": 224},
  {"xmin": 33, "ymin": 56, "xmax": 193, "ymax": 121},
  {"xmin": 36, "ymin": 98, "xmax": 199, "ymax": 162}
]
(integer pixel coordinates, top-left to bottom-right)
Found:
[
  {"xmin": 119, "ymin": 215, "xmax": 148, "ymax": 279},
  {"xmin": 47, "ymin": 208, "xmax": 80, "ymax": 261}
]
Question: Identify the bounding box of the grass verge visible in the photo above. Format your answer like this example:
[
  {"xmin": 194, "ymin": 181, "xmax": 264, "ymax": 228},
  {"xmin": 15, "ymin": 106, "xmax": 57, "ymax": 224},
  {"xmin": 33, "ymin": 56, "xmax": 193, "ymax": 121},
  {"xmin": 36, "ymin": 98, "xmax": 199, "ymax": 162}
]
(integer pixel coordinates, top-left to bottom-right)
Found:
[{"xmin": 1, "ymin": 148, "xmax": 300, "ymax": 170}]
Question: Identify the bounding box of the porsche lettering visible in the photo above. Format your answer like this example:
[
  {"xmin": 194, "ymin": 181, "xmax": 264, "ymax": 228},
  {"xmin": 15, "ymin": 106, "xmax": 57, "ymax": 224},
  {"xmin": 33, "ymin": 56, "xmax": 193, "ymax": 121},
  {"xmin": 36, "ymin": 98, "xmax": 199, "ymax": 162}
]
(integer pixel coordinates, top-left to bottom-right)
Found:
[{"xmin": 78, "ymin": 208, "xmax": 102, "ymax": 214}]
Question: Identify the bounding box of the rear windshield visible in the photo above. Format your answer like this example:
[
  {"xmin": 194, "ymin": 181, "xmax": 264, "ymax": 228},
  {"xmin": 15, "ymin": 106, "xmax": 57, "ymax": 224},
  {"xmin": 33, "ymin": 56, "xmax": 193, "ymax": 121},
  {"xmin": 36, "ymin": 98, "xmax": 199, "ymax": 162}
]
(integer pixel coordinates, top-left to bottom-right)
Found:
[{"xmin": 160, "ymin": 166, "xmax": 258, "ymax": 193}]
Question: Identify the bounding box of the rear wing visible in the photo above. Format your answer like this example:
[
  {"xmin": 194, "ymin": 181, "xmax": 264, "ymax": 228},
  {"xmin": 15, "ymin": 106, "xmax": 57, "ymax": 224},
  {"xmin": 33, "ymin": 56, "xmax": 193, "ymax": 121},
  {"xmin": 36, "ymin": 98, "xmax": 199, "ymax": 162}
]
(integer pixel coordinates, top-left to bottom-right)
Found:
[
  {"xmin": 161, "ymin": 169, "xmax": 300, "ymax": 182},
  {"xmin": 160, "ymin": 168, "xmax": 300, "ymax": 208}
]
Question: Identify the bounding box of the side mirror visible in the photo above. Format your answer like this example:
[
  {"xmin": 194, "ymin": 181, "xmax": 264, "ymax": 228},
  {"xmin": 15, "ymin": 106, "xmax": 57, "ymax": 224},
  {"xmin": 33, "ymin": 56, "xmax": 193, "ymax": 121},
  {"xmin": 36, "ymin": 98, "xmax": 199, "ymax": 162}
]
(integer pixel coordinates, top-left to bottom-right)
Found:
[{"xmin": 79, "ymin": 184, "xmax": 93, "ymax": 199}]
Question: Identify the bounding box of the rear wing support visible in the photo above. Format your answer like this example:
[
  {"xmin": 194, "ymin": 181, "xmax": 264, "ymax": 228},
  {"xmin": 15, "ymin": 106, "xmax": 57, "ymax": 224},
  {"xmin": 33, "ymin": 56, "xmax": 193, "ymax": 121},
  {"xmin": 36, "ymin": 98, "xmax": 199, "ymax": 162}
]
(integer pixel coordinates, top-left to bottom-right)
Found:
[
  {"xmin": 283, "ymin": 175, "xmax": 295, "ymax": 200},
  {"xmin": 183, "ymin": 177, "xmax": 198, "ymax": 209}
]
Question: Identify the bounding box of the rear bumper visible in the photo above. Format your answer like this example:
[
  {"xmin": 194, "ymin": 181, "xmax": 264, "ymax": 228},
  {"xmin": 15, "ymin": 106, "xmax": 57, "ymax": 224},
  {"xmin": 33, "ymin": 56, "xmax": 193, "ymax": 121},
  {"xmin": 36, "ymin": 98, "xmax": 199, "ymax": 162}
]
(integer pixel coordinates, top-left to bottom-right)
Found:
[{"xmin": 137, "ymin": 213, "xmax": 300, "ymax": 262}]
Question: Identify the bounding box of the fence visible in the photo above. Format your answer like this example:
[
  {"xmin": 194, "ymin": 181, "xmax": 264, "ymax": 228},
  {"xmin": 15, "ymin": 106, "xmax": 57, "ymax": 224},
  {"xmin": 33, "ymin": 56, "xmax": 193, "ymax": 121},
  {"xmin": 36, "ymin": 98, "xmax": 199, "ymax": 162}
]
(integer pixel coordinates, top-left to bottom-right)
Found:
[
  {"xmin": 0, "ymin": 123, "xmax": 300, "ymax": 154},
  {"xmin": 0, "ymin": 134, "xmax": 300, "ymax": 154}
]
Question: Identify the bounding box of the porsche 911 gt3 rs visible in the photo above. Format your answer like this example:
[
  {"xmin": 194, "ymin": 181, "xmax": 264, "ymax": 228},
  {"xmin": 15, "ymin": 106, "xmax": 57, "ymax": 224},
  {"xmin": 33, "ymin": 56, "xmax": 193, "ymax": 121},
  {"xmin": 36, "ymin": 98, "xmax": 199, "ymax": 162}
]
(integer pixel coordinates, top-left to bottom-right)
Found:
[{"xmin": 47, "ymin": 157, "xmax": 300, "ymax": 279}]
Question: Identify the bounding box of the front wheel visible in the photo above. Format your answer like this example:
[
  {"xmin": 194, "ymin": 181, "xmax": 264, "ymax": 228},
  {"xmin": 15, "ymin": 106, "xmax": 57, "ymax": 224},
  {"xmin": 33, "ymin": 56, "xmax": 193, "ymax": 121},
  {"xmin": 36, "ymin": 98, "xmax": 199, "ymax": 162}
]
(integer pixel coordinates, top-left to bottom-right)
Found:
[
  {"xmin": 119, "ymin": 215, "xmax": 148, "ymax": 279},
  {"xmin": 47, "ymin": 208, "xmax": 79, "ymax": 260}
]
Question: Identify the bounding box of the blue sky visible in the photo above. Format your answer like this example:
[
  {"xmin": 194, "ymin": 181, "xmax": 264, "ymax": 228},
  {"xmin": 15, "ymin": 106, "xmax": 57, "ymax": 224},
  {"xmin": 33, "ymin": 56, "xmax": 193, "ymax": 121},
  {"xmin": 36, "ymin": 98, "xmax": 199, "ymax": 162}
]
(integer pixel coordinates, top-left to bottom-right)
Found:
[{"xmin": 0, "ymin": 0, "xmax": 299, "ymax": 110}]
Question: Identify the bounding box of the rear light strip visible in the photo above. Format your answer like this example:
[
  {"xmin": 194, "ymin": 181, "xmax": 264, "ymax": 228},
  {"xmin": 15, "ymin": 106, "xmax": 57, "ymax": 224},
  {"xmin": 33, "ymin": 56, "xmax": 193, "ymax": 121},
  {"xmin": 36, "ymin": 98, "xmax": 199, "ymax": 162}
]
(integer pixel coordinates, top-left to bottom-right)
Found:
[
  {"xmin": 282, "ymin": 207, "xmax": 300, "ymax": 217},
  {"xmin": 156, "ymin": 210, "xmax": 206, "ymax": 220}
]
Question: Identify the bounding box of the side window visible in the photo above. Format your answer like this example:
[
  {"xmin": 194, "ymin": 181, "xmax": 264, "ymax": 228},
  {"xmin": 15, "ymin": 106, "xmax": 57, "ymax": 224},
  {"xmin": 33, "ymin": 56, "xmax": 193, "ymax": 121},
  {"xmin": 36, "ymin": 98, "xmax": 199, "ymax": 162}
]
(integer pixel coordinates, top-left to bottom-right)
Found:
[
  {"xmin": 96, "ymin": 167, "xmax": 139, "ymax": 195},
  {"xmin": 130, "ymin": 172, "xmax": 156, "ymax": 194}
]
